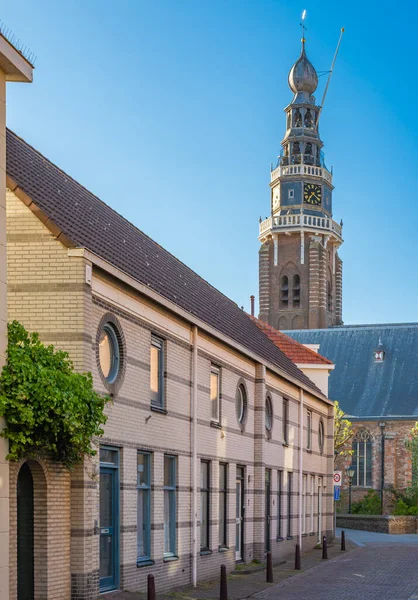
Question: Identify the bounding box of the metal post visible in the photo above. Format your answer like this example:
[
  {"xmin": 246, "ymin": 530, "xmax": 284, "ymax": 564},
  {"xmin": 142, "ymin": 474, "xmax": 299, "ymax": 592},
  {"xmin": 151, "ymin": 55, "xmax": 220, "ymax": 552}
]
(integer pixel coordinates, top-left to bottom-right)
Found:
[
  {"xmin": 220, "ymin": 564, "xmax": 228, "ymax": 600},
  {"xmin": 322, "ymin": 535, "xmax": 328, "ymax": 560},
  {"xmin": 147, "ymin": 574, "xmax": 156, "ymax": 600},
  {"xmin": 380, "ymin": 422, "xmax": 386, "ymax": 514},
  {"xmin": 295, "ymin": 543, "xmax": 301, "ymax": 570},
  {"xmin": 266, "ymin": 551, "xmax": 273, "ymax": 583},
  {"xmin": 341, "ymin": 530, "xmax": 346, "ymax": 552},
  {"xmin": 348, "ymin": 479, "xmax": 352, "ymax": 515}
]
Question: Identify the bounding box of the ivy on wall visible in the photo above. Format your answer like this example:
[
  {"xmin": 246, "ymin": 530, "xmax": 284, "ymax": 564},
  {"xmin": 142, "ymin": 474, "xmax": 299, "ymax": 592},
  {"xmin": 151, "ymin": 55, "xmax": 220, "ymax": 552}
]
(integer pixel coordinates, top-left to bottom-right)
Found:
[{"xmin": 0, "ymin": 321, "xmax": 109, "ymax": 468}]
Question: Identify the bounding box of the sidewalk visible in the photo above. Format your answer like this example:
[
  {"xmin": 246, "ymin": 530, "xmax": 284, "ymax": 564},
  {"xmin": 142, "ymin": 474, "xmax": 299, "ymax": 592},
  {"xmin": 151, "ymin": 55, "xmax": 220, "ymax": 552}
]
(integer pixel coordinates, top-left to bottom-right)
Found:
[{"xmin": 104, "ymin": 537, "xmax": 357, "ymax": 600}]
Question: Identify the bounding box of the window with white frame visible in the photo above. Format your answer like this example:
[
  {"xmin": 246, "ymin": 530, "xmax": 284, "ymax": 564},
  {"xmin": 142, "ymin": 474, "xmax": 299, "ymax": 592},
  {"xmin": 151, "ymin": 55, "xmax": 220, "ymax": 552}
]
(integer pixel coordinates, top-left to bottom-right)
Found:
[
  {"xmin": 287, "ymin": 472, "xmax": 292, "ymax": 538},
  {"xmin": 164, "ymin": 455, "xmax": 176, "ymax": 557},
  {"xmin": 307, "ymin": 410, "xmax": 312, "ymax": 450},
  {"xmin": 210, "ymin": 367, "xmax": 220, "ymax": 423},
  {"xmin": 277, "ymin": 470, "xmax": 283, "ymax": 539},
  {"xmin": 310, "ymin": 475, "xmax": 315, "ymax": 533},
  {"xmin": 200, "ymin": 461, "xmax": 210, "ymax": 551},
  {"xmin": 352, "ymin": 430, "xmax": 372, "ymax": 487},
  {"xmin": 288, "ymin": 189, "xmax": 294, "ymax": 200},
  {"xmin": 219, "ymin": 463, "xmax": 227, "ymax": 548},
  {"xmin": 302, "ymin": 474, "xmax": 307, "ymax": 534},
  {"xmin": 137, "ymin": 452, "xmax": 151, "ymax": 563},
  {"xmin": 150, "ymin": 335, "xmax": 164, "ymax": 409}
]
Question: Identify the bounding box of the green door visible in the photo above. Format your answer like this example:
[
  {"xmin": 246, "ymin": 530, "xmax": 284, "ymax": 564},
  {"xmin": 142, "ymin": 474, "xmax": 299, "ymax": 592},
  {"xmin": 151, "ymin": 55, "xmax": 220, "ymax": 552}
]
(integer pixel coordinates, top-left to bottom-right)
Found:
[{"xmin": 100, "ymin": 448, "xmax": 119, "ymax": 592}]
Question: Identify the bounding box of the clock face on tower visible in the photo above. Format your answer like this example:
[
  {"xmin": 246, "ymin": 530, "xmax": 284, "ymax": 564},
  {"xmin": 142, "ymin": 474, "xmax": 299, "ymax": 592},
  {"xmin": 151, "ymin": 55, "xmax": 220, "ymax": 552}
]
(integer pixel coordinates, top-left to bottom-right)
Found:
[{"xmin": 303, "ymin": 183, "xmax": 322, "ymax": 206}]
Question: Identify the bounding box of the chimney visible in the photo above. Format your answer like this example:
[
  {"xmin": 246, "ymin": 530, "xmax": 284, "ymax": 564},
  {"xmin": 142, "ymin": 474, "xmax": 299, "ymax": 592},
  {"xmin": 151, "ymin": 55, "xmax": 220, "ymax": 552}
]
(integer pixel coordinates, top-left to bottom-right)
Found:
[{"xmin": 250, "ymin": 295, "xmax": 255, "ymax": 317}]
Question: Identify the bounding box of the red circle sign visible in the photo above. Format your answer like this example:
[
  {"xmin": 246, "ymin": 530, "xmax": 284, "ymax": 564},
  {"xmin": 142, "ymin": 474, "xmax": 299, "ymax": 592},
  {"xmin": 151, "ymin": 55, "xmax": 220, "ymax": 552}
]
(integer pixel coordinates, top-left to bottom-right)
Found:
[{"xmin": 333, "ymin": 472, "xmax": 341, "ymax": 484}]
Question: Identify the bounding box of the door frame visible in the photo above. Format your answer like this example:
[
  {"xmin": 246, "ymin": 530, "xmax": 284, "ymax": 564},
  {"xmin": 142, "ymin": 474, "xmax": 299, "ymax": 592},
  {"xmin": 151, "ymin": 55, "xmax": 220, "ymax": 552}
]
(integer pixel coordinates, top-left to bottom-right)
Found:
[
  {"xmin": 100, "ymin": 446, "xmax": 120, "ymax": 593},
  {"xmin": 236, "ymin": 466, "xmax": 245, "ymax": 561},
  {"xmin": 317, "ymin": 477, "xmax": 323, "ymax": 544}
]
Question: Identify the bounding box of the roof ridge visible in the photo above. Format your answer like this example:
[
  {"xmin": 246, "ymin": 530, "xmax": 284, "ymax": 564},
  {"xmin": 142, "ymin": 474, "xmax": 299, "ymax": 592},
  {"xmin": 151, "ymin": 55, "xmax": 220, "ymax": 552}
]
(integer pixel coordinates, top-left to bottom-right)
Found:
[{"xmin": 6, "ymin": 127, "xmax": 240, "ymax": 309}]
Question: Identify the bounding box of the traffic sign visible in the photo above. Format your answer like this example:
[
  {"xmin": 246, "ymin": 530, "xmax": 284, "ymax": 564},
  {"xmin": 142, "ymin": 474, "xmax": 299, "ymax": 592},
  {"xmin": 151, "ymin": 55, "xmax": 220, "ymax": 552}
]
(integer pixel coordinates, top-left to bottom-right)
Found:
[
  {"xmin": 334, "ymin": 486, "xmax": 341, "ymax": 501},
  {"xmin": 333, "ymin": 471, "xmax": 342, "ymax": 486}
]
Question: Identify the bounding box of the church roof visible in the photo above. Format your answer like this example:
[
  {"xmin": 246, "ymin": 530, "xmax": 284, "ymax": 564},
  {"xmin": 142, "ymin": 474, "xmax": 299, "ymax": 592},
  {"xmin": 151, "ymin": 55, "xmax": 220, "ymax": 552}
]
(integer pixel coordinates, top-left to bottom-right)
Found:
[
  {"xmin": 250, "ymin": 317, "xmax": 333, "ymax": 366},
  {"xmin": 285, "ymin": 323, "xmax": 418, "ymax": 418},
  {"xmin": 5, "ymin": 128, "xmax": 324, "ymax": 397}
]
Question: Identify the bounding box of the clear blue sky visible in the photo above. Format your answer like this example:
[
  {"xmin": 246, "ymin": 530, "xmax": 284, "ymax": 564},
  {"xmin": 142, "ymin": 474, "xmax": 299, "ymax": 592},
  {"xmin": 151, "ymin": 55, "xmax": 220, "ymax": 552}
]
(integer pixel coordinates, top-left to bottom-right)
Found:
[{"xmin": 3, "ymin": 0, "xmax": 417, "ymax": 324}]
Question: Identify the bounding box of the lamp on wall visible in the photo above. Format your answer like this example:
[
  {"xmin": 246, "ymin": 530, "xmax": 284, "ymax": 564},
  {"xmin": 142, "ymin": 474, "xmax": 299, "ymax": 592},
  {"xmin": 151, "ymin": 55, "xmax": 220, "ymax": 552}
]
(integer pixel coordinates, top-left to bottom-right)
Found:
[{"xmin": 345, "ymin": 466, "xmax": 355, "ymax": 514}]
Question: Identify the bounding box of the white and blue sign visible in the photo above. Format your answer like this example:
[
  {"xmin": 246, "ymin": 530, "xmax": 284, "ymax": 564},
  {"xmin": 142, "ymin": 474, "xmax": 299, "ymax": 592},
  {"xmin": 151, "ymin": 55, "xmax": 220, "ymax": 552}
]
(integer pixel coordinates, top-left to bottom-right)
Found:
[{"xmin": 334, "ymin": 486, "xmax": 341, "ymax": 501}]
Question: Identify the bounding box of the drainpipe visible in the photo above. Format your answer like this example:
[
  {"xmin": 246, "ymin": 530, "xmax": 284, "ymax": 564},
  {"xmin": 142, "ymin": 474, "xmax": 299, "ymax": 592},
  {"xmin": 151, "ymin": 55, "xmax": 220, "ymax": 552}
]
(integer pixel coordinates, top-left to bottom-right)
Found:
[
  {"xmin": 191, "ymin": 326, "xmax": 198, "ymax": 587},
  {"xmin": 298, "ymin": 388, "xmax": 304, "ymax": 549}
]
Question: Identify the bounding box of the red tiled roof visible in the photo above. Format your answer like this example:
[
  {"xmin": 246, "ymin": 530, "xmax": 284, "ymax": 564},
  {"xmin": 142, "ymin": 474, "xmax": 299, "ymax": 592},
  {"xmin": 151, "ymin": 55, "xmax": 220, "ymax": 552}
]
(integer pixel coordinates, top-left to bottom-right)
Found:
[
  {"xmin": 5, "ymin": 128, "xmax": 325, "ymax": 396},
  {"xmin": 250, "ymin": 317, "xmax": 333, "ymax": 366}
]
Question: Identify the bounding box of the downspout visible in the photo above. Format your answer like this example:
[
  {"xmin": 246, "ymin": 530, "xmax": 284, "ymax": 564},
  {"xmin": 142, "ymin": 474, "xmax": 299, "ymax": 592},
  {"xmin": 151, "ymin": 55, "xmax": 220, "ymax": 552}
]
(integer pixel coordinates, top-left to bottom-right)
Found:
[
  {"xmin": 191, "ymin": 326, "xmax": 198, "ymax": 587},
  {"xmin": 298, "ymin": 388, "xmax": 304, "ymax": 549}
]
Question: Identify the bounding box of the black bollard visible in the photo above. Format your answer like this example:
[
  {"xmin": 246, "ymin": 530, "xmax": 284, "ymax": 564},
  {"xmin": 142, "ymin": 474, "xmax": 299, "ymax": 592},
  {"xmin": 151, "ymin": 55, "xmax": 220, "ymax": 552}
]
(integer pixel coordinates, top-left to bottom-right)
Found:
[
  {"xmin": 295, "ymin": 543, "xmax": 301, "ymax": 570},
  {"xmin": 147, "ymin": 574, "xmax": 156, "ymax": 600},
  {"xmin": 266, "ymin": 551, "xmax": 273, "ymax": 583},
  {"xmin": 341, "ymin": 530, "xmax": 346, "ymax": 552},
  {"xmin": 322, "ymin": 535, "xmax": 328, "ymax": 560},
  {"xmin": 220, "ymin": 564, "xmax": 228, "ymax": 600}
]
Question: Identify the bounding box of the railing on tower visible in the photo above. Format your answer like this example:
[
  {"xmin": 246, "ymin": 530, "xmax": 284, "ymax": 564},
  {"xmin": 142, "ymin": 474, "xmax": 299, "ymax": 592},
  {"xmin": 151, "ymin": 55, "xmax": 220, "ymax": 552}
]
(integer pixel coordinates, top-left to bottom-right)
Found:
[
  {"xmin": 259, "ymin": 213, "xmax": 342, "ymax": 239},
  {"xmin": 270, "ymin": 154, "xmax": 333, "ymax": 184}
]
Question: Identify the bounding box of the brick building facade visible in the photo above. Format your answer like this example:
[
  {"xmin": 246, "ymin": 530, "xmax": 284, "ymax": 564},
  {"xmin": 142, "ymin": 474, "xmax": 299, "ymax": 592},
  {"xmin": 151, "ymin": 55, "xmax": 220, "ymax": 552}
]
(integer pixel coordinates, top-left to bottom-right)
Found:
[
  {"xmin": 4, "ymin": 129, "xmax": 335, "ymax": 599},
  {"xmin": 0, "ymin": 34, "xmax": 33, "ymax": 600}
]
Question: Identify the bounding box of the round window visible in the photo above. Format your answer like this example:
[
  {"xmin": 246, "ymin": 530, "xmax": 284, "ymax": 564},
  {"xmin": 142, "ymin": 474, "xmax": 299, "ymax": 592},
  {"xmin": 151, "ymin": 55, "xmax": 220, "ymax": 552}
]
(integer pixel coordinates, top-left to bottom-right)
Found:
[
  {"xmin": 318, "ymin": 419, "xmax": 325, "ymax": 453},
  {"xmin": 236, "ymin": 384, "xmax": 247, "ymax": 426},
  {"xmin": 99, "ymin": 323, "xmax": 120, "ymax": 384},
  {"xmin": 265, "ymin": 396, "xmax": 273, "ymax": 433}
]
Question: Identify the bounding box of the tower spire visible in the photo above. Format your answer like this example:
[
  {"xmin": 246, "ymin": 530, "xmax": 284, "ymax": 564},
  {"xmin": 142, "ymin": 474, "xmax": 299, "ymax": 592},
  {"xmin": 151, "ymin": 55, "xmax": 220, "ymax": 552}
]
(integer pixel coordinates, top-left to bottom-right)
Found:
[{"xmin": 300, "ymin": 9, "xmax": 307, "ymax": 52}]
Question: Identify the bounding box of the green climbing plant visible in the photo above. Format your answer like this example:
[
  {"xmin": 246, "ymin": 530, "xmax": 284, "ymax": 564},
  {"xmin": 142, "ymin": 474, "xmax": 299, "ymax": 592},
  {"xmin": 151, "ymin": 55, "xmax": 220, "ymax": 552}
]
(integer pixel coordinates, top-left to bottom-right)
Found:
[{"xmin": 0, "ymin": 321, "xmax": 109, "ymax": 468}]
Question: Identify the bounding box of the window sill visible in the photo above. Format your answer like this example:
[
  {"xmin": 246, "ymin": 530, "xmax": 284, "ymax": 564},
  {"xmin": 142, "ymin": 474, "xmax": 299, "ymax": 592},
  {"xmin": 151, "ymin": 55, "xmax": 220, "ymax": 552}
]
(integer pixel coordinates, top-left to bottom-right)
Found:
[
  {"xmin": 306, "ymin": 449, "xmax": 312, "ymax": 453},
  {"xmin": 200, "ymin": 549, "xmax": 213, "ymax": 556},
  {"xmin": 137, "ymin": 559, "xmax": 155, "ymax": 568},
  {"xmin": 276, "ymin": 537, "xmax": 284, "ymax": 542},
  {"xmin": 218, "ymin": 546, "xmax": 229, "ymax": 553},
  {"xmin": 309, "ymin": 532, "xmax": 316, "ymax": 536},
  {"xmin": 302, "ymin": 533, "xmax": 308, "ymax": 538},
  {"xmin": 282, "ymin": 442, "xmax": 289, "ymax": 448},
  {"xmin": 286, "ymin": 536, "xmax": 294, "ymax": 541},
  {"xmin": 151, "ymin": 405, "xmax": 167, "ymax": 415},
  {"xmin": 163, "ymin": 555, "xmax": 179, "ymax": 563},
  {"xmin": 210, "ymin": 421, "xmax": 222, "ymax": 430}
]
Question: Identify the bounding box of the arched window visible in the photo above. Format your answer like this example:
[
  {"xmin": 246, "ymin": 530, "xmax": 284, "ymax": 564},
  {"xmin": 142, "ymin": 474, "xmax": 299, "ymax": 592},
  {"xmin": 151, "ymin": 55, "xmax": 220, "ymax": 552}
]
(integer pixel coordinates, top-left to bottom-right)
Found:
[
  {"xmin": 327, "ymin": 280, "xmax": 332, "ymax": 312},
  {"xmin": 352, "ymin": 431, "xmax": 372, "ymax": 487},
  {"xmin": 294, "ymin": 109, "xmax": 302, "ymax": 128},
  {"xmin": 304, "ymin": 109, "xmax": 313, "ymax": 128},
  {"xmin": 280, "ymin": 276, "xmax": 289, "ymax": 307},
  {"xmin": 292, "ymin": 275, "xmax": 300, "ymax": 308}
]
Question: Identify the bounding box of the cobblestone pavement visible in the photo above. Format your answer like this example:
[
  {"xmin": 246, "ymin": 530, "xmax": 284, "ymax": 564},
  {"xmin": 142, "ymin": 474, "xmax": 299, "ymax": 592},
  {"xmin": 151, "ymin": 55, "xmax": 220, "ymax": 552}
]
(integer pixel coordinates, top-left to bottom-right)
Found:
[{"xmin": 255, "ymin": 545, "xmax": 418, "ymax": 600}]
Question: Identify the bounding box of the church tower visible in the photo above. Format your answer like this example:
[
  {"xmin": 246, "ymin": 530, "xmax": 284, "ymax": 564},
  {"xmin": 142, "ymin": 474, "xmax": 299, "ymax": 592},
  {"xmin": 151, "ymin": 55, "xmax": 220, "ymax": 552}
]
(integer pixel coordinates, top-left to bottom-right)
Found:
[{"xmin": 258, "ymin": 36, "xmax": 343, "ymax": 330}]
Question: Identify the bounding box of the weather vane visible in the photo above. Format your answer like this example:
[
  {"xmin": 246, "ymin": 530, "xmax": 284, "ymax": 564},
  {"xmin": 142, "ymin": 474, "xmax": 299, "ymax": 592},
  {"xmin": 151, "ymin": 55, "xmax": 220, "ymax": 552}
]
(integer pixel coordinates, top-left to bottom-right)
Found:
[{"xmin": 300, "ymin": 9, "xmax": 307, "ymax": 48}]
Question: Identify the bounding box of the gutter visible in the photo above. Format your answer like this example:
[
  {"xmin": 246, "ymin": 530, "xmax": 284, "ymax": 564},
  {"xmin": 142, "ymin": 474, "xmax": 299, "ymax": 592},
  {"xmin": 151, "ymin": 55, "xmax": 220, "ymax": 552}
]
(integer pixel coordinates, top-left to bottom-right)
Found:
[
  {"xmin": 298, "ymin": 388, "xmax": 304, "ymax": 549},
  {"xmin": 191, "ymin": 326, "xmax": 198, "ymax": 587}
]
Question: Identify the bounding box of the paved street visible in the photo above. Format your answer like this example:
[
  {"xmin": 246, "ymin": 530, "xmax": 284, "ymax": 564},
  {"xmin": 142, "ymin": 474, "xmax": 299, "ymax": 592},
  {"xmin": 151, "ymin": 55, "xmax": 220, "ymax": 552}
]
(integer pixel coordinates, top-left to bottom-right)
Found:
[{"xmin": 255, "ymin": 530, "xmax": 418, "ymax": 600}]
